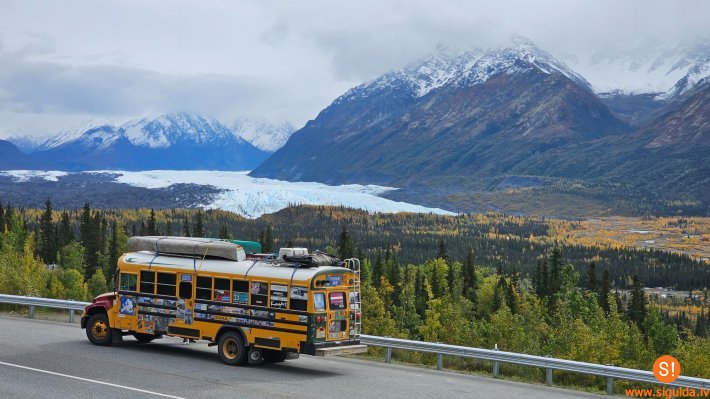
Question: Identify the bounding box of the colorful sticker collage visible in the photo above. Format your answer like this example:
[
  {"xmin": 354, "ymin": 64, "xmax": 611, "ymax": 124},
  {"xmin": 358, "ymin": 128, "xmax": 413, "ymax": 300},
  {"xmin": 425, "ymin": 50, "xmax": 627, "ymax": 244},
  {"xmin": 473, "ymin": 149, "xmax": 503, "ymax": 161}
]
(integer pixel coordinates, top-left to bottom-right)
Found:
[{"xmin": 270, "ymin": 284, "xmax": 288, "ymax": 309}]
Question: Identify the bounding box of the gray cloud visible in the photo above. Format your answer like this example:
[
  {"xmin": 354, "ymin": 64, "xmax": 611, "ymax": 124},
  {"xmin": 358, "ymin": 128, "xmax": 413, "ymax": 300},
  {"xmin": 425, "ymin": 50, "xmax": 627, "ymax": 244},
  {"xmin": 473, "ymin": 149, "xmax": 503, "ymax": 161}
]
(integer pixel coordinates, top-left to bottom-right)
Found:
[
  {"xmin": 0, "ymin": 0, "xmax": 708, "ymax": 138},
  {"xmin": 0, "ymin": 54, "xmax": 279, "ymax": 116}
]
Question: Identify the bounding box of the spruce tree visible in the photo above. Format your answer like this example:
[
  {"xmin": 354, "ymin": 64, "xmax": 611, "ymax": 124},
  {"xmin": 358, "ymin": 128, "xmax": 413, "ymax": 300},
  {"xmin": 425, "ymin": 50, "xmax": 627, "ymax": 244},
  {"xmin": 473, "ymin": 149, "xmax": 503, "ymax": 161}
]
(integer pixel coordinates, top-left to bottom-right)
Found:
[
  {"xmin": 431, "ymin": 262, "xmax": 442, "ymax": 298},
  {"xmin": 627, "ymin": 275, "xmax": 647, "ymax": 328},
  {"xmin": 541, "ymin": 257, "xmax": 549, "ymax": 298},
  {"xmin": 414, "ymin": 267, "xmax": 429, "ymax": 318},
  {"xmin": 262, "ymin": 226, "xmax": 273, "ymax": 252},
  {"xmin": 108, "ymin": 222, "xmax": 119, "ymax": 277},
  {"xmin": 147, "ymin": 209, "xmax": 158, "ymax": 235},
  {"xmin": 219, "ymin": 224, "xmax": 229, "ymax": 239},
  {"xmin": 586, "ymin": 262, "xmax": 598, "ymax": 293},
  {"xmin": 373, "ymin": 252, "xmax": 383, "ymax": 286},
  {"xmin": 59, "ymin": 211, "xmax": 74, "ymax": 247},
  {"xmin": 493, "ymin": 276, "xmax": 506, "ymax": 312},
  {"xmin": 39, "ymin": 198, "xmax": 55, "ymax": 264},
  {"xmin": 182, "ymin": 218, "xmax": 190, "ymax": 237},
  {"xmin": 447, "ymin": 261, "xmax": 463, "ymax": 300},
  {"xmin": 337, "ymin": 227, "xmax": 354, "ymax": 259},
  {"xmin": 462, "ymin": 249, "xmax": 478, "ymax": 304},
  {"xmin": 436, "ymin": 239, "xmax": 447, "ymax": 261},
  {"xmin": 80, "ymin": 203, "xmax": 101, "ymax": 279},
  {"xmin": 506, "ymin": 279, "xmax": 519, "ymax": 314},
  {"xmin": 600, "ymin": 268, "xmax": 612, "ymax": 312},
  {"xmin": 549, "ymin": 247, "xmax": 563, "ymax": 295},
  {"xmin": 193, "ymin": 211, "xmax": 205, "ymax": 237}
]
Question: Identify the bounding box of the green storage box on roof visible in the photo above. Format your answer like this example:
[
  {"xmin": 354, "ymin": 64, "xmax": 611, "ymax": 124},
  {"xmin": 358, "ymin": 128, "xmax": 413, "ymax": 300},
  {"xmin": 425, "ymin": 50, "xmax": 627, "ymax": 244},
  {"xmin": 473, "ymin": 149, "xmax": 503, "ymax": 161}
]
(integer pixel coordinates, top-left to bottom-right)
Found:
[{"xmin": 229, "ymin": 240, "xmax": 262, "ymax": 254}]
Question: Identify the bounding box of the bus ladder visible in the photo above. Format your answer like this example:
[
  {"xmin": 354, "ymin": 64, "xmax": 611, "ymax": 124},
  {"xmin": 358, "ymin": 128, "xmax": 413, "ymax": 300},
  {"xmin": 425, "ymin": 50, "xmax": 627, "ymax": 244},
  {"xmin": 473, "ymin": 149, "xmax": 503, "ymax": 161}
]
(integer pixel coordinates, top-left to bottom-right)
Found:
[{"xmin": 345, "ymin": 258, "xmax": 362, "ymax": 339}]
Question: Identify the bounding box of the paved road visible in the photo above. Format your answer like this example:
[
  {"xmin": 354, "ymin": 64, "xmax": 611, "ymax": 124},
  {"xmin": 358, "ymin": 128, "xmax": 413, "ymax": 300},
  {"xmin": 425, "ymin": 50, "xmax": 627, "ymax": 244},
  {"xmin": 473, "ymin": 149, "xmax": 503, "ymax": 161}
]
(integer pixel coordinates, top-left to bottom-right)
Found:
[{"xmin": 0, "ymin": 316, "xmax": 602, "ymax": 399}]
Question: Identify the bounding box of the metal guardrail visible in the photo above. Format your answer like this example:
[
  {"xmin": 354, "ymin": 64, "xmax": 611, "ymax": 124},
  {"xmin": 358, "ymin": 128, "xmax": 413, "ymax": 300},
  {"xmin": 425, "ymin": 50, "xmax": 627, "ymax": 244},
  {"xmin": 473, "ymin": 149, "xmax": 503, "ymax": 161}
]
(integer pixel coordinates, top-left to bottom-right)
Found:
[
  {"xmin": 2, "ymin": 294, "xmax": 708, "ymax": 395},
  {"xmin": 0, "ymin": 294, "xmax": 89, "ymax": 323},
  {"xmin": 360, "ymin": 335, "xmax": 710, "ymax": 394}
]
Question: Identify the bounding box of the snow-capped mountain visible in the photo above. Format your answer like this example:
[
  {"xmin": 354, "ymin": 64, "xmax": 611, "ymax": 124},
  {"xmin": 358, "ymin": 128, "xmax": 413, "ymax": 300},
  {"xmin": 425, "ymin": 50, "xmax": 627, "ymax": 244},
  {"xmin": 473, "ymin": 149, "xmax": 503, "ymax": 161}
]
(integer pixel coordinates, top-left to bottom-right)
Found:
[
  {"xmin": 334, "ymin": 35, "xmax": 590, "ymax": 106},
  {"xmin": 453, "ymin": 35, "xmax": 591, "ymax": 90},
  {"xmin": 20, "ymin": 113, "xmax": 271, "ymax": 171},
  {"xmin": 334, "ymin": 45, "xmax": 484, "ymax": 104},
  {"xmin": 11, "ymin": 114, "xmax": 294, "ymax": 155},
  {"xmin": 121, "ymin": 113, "xmax": 240, "ymax": 148},
  {"xmin": 560, "ymin": 39, "xmax": 710, "ymax": 98},
  {"xmin": 9, "ymin": 118, "xmax": 119, "ymax": 153},
  {"xmin": 229, "ymin": 118, "xmax": 295, "ymax": 152},
  {"xmin": 252, "ymin": 36, "xmax": 626, "ymax": 184}
]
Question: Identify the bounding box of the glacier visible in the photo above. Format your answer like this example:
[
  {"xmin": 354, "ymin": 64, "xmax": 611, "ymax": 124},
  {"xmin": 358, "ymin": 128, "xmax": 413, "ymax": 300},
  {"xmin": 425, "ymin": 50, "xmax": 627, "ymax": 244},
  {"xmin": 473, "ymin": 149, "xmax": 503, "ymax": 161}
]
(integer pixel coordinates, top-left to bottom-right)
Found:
[{"xmin": 0, "ymin": 170, "xmax": 454, "ymax": 218}]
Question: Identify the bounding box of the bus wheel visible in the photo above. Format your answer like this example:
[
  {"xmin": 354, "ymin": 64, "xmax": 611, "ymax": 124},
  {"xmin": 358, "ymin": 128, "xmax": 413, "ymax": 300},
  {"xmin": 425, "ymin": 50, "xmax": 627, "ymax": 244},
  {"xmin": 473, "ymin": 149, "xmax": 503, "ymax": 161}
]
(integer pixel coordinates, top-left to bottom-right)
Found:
[
  {"xmin": 133, "ymin": 333, "xmax": 156, "ymax": 343},
  {"xmin": 86, "ymin": 313, "xmax": 113, "ymax": 346},
  {"xmin": 262, "ymin": 349, "xmax": 287, "ymax": 362},
  {"xmin": 218, "ymin": 332, "xmax": 246, "ymax": 365}
]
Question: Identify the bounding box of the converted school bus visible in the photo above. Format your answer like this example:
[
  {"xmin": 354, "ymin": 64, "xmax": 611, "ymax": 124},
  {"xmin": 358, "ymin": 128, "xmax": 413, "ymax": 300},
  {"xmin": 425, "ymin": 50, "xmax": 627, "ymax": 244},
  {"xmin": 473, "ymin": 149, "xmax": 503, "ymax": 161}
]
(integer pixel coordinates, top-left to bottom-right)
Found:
[{"xmin": 81, "ymin": 236, "xmax": 366, "ymax": 365}]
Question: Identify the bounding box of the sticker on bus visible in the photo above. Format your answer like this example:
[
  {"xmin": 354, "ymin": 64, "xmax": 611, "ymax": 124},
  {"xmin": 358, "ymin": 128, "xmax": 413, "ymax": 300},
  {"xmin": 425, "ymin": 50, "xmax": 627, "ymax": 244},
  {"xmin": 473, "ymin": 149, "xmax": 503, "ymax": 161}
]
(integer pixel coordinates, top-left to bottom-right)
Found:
[
  {"xmin": 120, "ymin": 297, "xmax": 136, "ymax": 315},
  {"xmin": 290, "ymin": 286, "xmax": 307, "ymax": 300},
  {"xmin": 232, "ymin": 292, "xmax": 248, "ymax": 304},
  {"xmin": 270, "ymin": 284, "xmax": 288, "ymax": 309},
  {"xmin": 329, "ymin": 292, "xmax": 345, "ymax": 309},
  {"xmin": 214, "ymin": 289, "xmax": 230, "ymax": 302},
  {"xmin": 314, "ymin": 293, "xmax": 326, "ymax": 311}
]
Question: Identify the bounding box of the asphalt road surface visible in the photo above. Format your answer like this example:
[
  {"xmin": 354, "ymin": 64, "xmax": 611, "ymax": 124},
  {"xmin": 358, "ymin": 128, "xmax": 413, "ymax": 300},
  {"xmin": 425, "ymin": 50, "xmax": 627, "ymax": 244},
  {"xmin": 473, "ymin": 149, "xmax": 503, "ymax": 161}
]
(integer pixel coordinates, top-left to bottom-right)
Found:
[{"xmin": 0, "ymin": 316, "xmax": 602, "ymax": 399}]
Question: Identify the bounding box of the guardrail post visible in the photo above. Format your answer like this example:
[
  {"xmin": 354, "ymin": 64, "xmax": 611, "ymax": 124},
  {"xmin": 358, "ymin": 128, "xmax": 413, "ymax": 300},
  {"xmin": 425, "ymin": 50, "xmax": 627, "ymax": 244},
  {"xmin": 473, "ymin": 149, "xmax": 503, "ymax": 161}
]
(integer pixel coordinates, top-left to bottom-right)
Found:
[
  {"xmin": 605, "ymin": 364, "xmax": 614, "ymax": 395},
  {"xmin": 436, "ymin": 353, "xmax": 443, "ymax": 370},
  {"xmin": 606, "ymin": 377, "xmax": 614, "ymax": 395},
  {"xmin": 545, "ymin": 355, "xmax": 553, "ymax": 386},
  {"xmin": 493, "ymin": 345, "xmax": 500, "ymax": 378},
  {"xmin": 69, "ymin": 309, "xmax": 75, "ymax": 323},
  {"xmin": 385, "ymin": 347, "xmax": 392, "ymax": 363},
  {"xmin": 28, "ymin": 305, "xmax": 35, "ymax": 319}
]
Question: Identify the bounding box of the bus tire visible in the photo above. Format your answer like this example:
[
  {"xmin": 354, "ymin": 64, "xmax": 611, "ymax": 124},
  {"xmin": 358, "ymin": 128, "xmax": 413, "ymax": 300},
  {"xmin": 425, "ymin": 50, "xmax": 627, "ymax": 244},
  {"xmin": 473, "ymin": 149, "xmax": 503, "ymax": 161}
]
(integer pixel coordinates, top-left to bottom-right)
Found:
[
  {"xmin": 218, "ymin": 331, "xmax": 246, "ymax": 366},
  {"xmin": 262, "ymin": 349, "xmax": 287, "ymax": 362},
  {"xmin": 86, "ymin": 313, "xmax": 113, "ymax": 346},
  {"xmin": 133, "ymin": 333, "xmax": 156, "ymax": 343}
]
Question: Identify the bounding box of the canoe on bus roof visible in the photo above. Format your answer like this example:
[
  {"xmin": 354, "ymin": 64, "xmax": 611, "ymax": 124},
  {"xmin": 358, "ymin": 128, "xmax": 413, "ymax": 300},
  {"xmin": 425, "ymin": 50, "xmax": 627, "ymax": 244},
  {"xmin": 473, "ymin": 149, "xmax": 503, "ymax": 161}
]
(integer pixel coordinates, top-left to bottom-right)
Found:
[{"xmin": 127, "ymin": 236, "xmax": 247, "ymax": 262}]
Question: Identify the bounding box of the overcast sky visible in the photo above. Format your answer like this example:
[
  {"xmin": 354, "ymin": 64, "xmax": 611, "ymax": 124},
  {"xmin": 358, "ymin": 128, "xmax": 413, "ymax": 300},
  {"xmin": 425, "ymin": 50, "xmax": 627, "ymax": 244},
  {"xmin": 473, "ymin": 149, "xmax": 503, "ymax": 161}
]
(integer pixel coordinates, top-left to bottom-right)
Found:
[{"xmin": 1, "ymin": 0, "xmax": 708, "ymax": 139}]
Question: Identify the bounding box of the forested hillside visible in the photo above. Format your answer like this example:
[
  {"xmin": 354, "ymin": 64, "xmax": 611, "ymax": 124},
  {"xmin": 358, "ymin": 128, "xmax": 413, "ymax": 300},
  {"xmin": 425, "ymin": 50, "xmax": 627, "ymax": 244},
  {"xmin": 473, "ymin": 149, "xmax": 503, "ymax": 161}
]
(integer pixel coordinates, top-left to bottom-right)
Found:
[
  {"xmin": 1, "ymin": 201, "xmax": 709, "ymax": 385},
  {"xmin": 1, "ymin": 202, "xmax": 707, "ymax": 291}
]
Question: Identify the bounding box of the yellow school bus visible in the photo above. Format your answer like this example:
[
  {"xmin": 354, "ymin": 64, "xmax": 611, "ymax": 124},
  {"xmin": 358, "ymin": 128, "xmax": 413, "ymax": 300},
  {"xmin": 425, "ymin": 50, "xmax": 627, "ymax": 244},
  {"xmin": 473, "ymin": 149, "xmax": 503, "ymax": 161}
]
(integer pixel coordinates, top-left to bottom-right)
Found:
[{"xmin": 81, "ymin": 236, "xmax": 365, "ymax": 365}]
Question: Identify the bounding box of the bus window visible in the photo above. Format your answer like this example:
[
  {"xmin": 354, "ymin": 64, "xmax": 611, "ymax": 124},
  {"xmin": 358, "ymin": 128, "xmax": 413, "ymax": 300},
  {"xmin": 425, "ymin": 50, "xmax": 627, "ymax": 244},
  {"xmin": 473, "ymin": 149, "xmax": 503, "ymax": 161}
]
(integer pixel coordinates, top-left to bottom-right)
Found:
[
  {"xmin": 314, "ymin": 293, "xmax": 325, "ymax": 312},
  {"xmin": 139, "ymin": 270, "xmax": 155, "ymax": 294},
  {"xmin": 120, "ymin": 273, "xmax": 137, "ymax": 292},
  {"xmin": 329, "ymin": 292, "xmax": 346, "ymax": 310},
  {"xmin": 214, "ymin": 278, "xmax": 230, "ymax": 302},
  {"xmin": 196, "ymin": 276, "xmax": 212, "ymax": 300},
  {"xmin": 232, "ymin": 280, "xmax": 249, "ymax": 304},
  {"xmin": 290, "ymin": 286, "xmax": 308, "ymax": 311},
  {"xmin": 250, "ymin": 281, "xmax": 268, "ymax": 306},
  {"xmin": 179, "ymin": 282, "xmax": 192, "ymax": 299},
  {"xmin": 156, "ymin": 272, "xmax": 176, "ymax": 296}
]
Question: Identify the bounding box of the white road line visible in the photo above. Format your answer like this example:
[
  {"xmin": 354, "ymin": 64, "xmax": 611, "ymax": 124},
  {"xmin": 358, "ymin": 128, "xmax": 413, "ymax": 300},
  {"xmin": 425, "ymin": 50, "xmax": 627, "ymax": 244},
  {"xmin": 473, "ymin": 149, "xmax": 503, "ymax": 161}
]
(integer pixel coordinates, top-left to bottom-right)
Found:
[{"xmin": 0, "ymin": 360, "xmax": 189, "ymax": 399}]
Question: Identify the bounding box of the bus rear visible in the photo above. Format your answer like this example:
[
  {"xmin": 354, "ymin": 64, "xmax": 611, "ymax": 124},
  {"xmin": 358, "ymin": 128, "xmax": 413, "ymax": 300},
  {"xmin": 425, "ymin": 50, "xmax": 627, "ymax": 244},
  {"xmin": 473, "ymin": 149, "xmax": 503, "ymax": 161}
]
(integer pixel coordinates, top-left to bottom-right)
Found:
[{"xmin": 302, "ymin": 263, "xmax": 366, "ymax": 356}]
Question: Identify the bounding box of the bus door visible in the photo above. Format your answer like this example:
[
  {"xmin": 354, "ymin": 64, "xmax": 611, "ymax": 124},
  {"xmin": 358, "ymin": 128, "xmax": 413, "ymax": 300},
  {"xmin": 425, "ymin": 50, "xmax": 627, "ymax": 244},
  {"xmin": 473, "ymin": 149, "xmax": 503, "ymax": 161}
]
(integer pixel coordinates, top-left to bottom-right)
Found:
[
  {"xmin": 171, "ymin": 273, "xmax": 198, "ymax": 338},
  {"xmin": 117, "ymin": 271, "xmax": 138, "ymax": 330},
  {"xmin": 326, "ymin": 291, "xmax": 349, "ymax": 341}
]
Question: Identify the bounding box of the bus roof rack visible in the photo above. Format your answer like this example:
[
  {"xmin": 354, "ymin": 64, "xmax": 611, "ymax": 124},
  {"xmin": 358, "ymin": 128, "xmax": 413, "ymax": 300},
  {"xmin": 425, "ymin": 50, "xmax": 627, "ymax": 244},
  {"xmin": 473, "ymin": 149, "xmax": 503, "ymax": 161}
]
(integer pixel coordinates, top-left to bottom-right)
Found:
[{"xmin": 281, "ymin": 253, "xmax": 342, "ymax": 268}]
